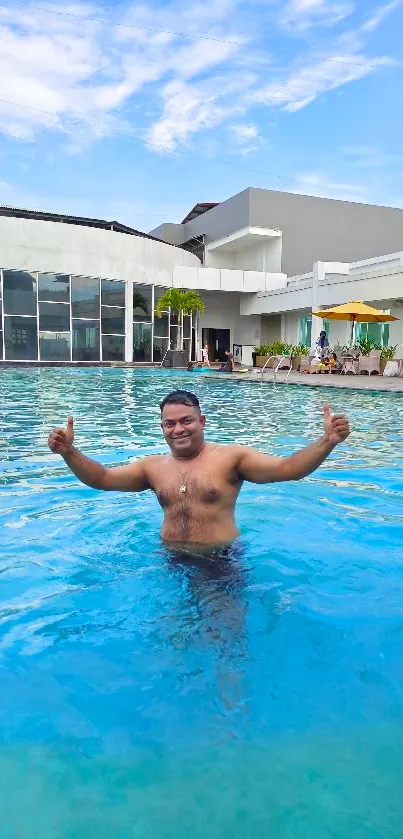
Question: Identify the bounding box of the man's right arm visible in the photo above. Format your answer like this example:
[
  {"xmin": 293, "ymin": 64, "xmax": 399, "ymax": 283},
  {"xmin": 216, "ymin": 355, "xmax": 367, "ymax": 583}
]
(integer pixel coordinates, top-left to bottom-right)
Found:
[
  {"xmin": 61, "ymin": 447, "xmax": 149, "ymax": 492},
  {"xmin": 48, "ymin": 416, "xmax": 149, "ymax": 492}
]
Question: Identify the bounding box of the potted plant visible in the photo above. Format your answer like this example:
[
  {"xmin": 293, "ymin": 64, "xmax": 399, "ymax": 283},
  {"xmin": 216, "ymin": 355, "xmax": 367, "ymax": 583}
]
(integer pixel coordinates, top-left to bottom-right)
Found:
[
  {"xmin": 380, "ymin": 345, "xmax": 397, "ymax": 374},
  {"xmin": 254, "ymin": 345, "xmax": 271, "ymax": 368},
  {"xmin": 291, "ymin": 343, "xmax": 309, "ymax": 371},
  {"xmin": 270, "ymin": 340, "xmax": 293, "ymax": 369},
  {"xmin": 155, "ymin": 288, "xmax": 205, "ymax": 367}
]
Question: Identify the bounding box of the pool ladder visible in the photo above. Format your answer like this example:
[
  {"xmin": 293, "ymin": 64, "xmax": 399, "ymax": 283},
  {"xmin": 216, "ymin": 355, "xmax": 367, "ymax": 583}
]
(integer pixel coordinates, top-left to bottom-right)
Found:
[
  {"xmin": 160, "ymin": 342, "xmax": 172, "ymax": 367},
  {"xmin": 260, "ymin": 355, "xmax": 293, "ymax": 384}
]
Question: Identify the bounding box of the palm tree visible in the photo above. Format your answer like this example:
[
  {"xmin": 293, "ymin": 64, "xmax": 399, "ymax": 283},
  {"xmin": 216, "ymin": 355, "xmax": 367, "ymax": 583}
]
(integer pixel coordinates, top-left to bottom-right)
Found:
[{"xmin": 155, "ymin": 288, "xmax": 205, "ymax": 352}]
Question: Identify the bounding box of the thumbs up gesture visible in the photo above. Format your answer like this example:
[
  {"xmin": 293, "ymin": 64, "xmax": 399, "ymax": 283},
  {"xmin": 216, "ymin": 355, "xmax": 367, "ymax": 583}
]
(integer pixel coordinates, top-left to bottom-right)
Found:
[
  {"xmin": 323, "ymin": 403, "xmax": 350, "ymax": 446},
  {"xmin": 48, "ymin": 416, "xmax": 75, "ymax": 455}
]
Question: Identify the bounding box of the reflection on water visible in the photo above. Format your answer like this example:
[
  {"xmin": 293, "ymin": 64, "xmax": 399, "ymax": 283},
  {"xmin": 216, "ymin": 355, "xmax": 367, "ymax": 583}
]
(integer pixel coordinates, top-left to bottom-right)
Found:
[{"xmin": 1, "ymin": 368, "xmax": 403, "ymax": 836}]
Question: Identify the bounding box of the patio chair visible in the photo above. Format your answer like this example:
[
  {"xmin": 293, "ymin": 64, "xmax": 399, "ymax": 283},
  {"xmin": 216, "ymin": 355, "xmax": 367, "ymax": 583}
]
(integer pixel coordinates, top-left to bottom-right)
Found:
[
  {"xmin": 358, "ymin": 350, "xmax": 381, "ymax": 376},
  {"xmin": 342, "ymin": 356, "xmax": 359, "ymax": 374}
]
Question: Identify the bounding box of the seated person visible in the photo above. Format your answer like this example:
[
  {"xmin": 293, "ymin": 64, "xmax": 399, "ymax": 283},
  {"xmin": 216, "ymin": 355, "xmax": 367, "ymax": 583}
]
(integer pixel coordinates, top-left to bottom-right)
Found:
[
  {"xmin": 328, "ymin": 352, "xmax": 343, "ymax": 373},
  {"xmin": 218, "ymin": 351, "xmax": 235, "ymax": 373}
]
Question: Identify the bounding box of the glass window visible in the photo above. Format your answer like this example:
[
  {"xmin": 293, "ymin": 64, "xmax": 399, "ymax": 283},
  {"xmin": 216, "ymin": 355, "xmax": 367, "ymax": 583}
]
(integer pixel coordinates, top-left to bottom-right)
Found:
[
  {"xmin": 133, "ymin": 284, "xmax": 152, "ymax": 321},
  {"xmin": 191, "ymin": 328, "xmax": 196, "ymax": 361},
  {"xmin": 300, "ymin": 316, "xmax": 312, "ymax": 348},
  {"xmin": 355, "ymin": 321, "xmax": 389, "ymax": 347},
  {"xmin": 101, "ymin": 279, "xmax": 125, "ymax": 308},
  {"xmin": 38, "ymin": 273, "xmax": 69, "ymax": 303},
  {"xmin": 4, "ymin": 315, "xmax": 38, "ymax": 360},
  {"xmin": 102, "ymin": 334, "xmax": 125, "ymax": 361},
  {"xmin": 3, "ymin": 270, "xmax": 37, "ymax": 315},
  {"xmin": 153, "ymin": 337, "xmax": 168, "ymax": 364},
  {"xmin": 39, "ymin": 332, "xmax": 70, "ymax": 361},
  {"xmin": 133, "ymin": 322, "xmax": 151, "ymax": 361},
  {"xmin": 72, "ymin": 319, "xmax": 100, "ymax": 361},
  {"xmin": 0, "ymin": 332, "xmax": 3, "ymax": 361},
  {"xmin": 183, "ymin": 316, "xmax": 191, "ymax": 339},
  {"xmin": 39, "ymin": 302, "xmax": 70, "ymax": 332},
  {"xmin": 154, "ymin": 311, "xmax": 169, "ymax": 336},
  {"xmin": 71, "ymin": 276, "xmax": 100, "ymax": 319},
  {"xmin": 0, "ymin": 298, "xmax": 2, "ymax": 321},
  {"xmin": 101, "ymin": 306, "xmax": 125, "ymax": 335}
]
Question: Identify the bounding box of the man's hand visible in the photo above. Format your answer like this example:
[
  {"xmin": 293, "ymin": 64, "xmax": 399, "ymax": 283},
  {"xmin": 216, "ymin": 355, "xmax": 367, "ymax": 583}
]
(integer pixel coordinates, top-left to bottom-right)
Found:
[
  {"xmin": 323, "ymin": 403, "xmax": 350, "ymax": 446},
  {"xmin": 48, "ymin": 416, "xmax": 74, "ymax": 455}
]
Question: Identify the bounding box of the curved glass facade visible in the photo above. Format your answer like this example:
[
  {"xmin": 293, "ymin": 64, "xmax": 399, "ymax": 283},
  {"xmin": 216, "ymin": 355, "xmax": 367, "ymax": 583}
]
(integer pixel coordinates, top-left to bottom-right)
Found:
[{"xmin": 0, "ymin": 269, "xmax": 197, "ymax": 363}]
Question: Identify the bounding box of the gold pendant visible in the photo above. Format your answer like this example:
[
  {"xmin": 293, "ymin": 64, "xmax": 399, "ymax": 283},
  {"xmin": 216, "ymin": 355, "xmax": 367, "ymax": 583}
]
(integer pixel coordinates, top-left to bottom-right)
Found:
[{"xmin": 179, "ymin": 485, "xmax": 187, "ymax": 493}]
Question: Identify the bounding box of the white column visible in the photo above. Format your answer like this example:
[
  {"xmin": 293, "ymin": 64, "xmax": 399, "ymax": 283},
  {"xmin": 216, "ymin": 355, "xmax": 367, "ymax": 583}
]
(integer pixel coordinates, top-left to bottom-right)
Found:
[
  {"xmin": 311, "ymin": 261, "xmax": 324, "ymax": 345},
  {"xmin": 280, "ymin": 313, "xmax": 286, "ymax": 342},
  {"xmin": 125, "ymin": 278, "xmax": 133, "ymax": 363}
]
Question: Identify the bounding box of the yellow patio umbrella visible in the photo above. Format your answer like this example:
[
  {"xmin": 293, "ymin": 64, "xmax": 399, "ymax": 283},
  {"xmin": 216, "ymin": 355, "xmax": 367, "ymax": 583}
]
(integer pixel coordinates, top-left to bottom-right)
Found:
[{"xmin": 312, "ymin": 300, "xmax": 398, "ymax": 345}]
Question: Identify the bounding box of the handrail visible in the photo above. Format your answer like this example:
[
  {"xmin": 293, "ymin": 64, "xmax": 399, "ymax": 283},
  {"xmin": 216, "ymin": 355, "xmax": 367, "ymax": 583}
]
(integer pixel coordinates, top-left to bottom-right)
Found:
[
  {"xmin": 260, "ymin": 355, "xmax": 293, "ymax": 383},
  {"xmin": 160, "ymin": 342, "xmax": 172, "ymax": 367}
]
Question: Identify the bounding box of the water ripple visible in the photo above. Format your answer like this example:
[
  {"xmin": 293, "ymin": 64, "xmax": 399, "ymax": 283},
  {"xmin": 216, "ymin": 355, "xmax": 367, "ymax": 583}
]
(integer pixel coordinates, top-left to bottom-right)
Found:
[{"xmin": 1, "ymin": 368, "xmax": 403, "ymax": 835}]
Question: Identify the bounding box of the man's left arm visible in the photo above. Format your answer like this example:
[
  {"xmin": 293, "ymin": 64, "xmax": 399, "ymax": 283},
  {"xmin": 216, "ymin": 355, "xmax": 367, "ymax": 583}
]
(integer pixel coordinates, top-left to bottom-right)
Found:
[{"xmin": 237, "ymin": 403, "xmax": 350, "ymax": 483}]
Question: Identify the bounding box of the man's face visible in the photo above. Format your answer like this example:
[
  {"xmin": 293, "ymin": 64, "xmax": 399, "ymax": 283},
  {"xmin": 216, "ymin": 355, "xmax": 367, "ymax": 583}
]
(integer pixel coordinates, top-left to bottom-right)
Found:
[{"xmin": 161, "ymin": 403, "xmax": 206, "ymax": 457}]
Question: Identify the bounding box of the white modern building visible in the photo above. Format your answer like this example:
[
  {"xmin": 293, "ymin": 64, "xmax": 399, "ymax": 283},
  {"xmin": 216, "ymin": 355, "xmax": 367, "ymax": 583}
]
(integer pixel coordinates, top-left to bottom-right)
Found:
[{"xmin": 1, "ymin": 188, "xmax": 403, "ymax": 365}]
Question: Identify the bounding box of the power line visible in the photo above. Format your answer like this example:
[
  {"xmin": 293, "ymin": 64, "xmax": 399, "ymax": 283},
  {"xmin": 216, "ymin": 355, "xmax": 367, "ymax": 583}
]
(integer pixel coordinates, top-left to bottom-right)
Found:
[
  {"xmin": 17, "ymin": 3, "xmax": 242, "ymax": 45},
  {"xmin": 12, "ymin": 2, "xmax": 398, "ymax": 69},
  {"xmin": 0, "ymin": 95, "xmax": 383, "ymax": 195}
]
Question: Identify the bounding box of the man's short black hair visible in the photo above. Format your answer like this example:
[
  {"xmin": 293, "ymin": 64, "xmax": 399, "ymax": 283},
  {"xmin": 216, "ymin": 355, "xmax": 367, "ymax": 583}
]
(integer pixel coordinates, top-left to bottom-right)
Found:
[{"xmin": 160, "ymin": 390, "xmax": 201, "ymax": 413}]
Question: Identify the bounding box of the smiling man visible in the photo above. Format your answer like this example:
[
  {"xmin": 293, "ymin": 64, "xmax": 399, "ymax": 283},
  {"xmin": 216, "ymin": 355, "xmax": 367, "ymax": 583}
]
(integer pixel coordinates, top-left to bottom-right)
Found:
[{"xmin": 48, "ymin": 389, "xmax": 350, "ymax": 552}]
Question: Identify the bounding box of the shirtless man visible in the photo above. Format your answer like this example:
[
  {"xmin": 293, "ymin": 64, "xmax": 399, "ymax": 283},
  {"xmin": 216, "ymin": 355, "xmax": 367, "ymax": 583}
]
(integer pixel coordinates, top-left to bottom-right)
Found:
[{"xmin": 48, "ymin": 389, "xmax": 350, "ymax": 551}]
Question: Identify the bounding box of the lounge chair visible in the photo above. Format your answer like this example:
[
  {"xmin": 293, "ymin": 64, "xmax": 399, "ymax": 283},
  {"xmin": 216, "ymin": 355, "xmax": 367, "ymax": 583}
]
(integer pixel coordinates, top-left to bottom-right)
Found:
[{"xmin": 358, "ymin": 350, "xmax": 381, "ymax": 376}]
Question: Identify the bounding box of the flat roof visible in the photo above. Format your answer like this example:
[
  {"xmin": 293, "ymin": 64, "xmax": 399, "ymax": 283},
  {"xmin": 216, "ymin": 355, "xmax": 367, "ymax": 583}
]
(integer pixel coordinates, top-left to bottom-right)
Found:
[{"xmin": 0, "ymin": 205, "xmax": 168, "ymax": 244}]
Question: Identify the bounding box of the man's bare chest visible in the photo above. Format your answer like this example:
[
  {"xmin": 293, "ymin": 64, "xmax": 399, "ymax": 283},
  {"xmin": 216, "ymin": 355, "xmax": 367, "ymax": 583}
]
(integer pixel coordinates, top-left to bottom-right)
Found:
[{"xmin": 147, "ymin": 459, "xmax": 240, "ymax": 509}]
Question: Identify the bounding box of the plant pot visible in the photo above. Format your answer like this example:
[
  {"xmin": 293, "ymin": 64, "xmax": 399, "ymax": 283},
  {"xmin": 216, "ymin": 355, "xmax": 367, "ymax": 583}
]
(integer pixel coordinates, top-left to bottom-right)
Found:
[
  {"xmin": 380, "ymin": 358, "xmax": 387, "ymax": 375},
  {"xmin": 292, "ymin": 356, "xmax": 301, "ymax": 371},
  {"xmin": 252, "ymin": 352, "xmax": 257, "ymax": 367},
  {"xmin": 256, "ymin": 355, "xmax": 269, "ymax": 368},
  {"xmin": 162, "ymin": 349, "xmax": 187, "ymax": 368}
]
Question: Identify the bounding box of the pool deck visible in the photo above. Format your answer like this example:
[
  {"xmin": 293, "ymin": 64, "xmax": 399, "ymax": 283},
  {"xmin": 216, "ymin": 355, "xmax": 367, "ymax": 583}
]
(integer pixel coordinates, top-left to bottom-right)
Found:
[{"xmin": 206, "ymin": 370, "xmax": 403, "ymax": 393}]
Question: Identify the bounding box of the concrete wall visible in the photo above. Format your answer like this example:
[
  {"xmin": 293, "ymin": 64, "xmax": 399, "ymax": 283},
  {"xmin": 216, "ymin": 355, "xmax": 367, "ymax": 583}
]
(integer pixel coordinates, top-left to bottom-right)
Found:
[
  {"xmin": 0, "ymin": 216, "xmax": 199, "ymax": 286},
  {"xmin": 205, "ymin": 237, "xmax": 282, "ymax": 273},
  {"xmin": 199, "ymin": 290, "xmax": 260, "ymax": 355},
  {"xmin": 149, "ymin": 222, "xmax": 186, "ymax": 246},
  {"xmin": 152, "ymin": 187, "xmax": 403, "ymax": 277},
  {"xmin": 248, "ymin": 189, "xmax": 403, "ymax": 276},
  {"xmin": 173, "ymin": 265, "xmax": 287, "ymax": 293},
  {"xmin": 260, "ymin": 314, "xmax": 281, "ymax": 344}
]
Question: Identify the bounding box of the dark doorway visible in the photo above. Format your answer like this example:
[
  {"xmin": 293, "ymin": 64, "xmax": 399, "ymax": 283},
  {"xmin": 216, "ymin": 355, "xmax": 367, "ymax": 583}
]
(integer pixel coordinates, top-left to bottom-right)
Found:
[{"xmin": 202, "ymin": 328, "xmax": 230, "ymax": 363}]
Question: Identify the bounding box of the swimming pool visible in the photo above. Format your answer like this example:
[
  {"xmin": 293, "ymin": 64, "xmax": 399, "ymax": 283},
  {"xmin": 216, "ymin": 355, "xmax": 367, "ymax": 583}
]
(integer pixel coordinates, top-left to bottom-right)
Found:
[{"xmin": 1, "ymin": 367, "xmax": 403, "ymax": 837}]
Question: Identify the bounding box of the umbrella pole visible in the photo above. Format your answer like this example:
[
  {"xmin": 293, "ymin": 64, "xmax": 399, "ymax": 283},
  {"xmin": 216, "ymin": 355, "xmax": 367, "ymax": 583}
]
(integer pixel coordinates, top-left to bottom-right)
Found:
[{"xmin": 350, "ymin": 317, "xmax": 355, "ymax": 346}]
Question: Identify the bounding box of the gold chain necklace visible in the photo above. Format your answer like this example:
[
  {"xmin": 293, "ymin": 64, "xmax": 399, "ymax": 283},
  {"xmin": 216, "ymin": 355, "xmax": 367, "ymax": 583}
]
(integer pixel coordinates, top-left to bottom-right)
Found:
[{"xmin": 170, "ymin": 445, "xmax": 205, "ymax": 494}]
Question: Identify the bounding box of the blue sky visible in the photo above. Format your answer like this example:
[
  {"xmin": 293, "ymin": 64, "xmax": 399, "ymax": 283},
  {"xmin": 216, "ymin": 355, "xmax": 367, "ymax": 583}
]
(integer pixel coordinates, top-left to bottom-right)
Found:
[{"xmin": 0, "ymin": 0, "xmax": 402, "ymax": 231}]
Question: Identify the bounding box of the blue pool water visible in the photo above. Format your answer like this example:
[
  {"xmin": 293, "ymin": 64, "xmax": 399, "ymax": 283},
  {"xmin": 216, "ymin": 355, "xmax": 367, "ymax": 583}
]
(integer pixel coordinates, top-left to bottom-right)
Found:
[{"xmin": 1, "ymin": 368, "xmax": 403, "ymax": 838}]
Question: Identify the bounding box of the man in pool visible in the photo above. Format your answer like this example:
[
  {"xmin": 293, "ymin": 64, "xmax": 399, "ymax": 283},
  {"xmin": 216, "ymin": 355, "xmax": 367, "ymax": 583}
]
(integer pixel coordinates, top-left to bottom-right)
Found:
[{"xmin": 48, "ymin": 390, "xmax": 350, "ymax": 551}]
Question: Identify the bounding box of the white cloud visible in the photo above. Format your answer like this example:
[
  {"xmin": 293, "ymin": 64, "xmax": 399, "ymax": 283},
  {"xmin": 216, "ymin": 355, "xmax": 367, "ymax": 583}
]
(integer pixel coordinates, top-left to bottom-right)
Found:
[
  {"xmin": 280, "ymin": 0, "xmax": 353, "ymax": 32},
  {"xmin": 253, "ymin": 50, "xmax": 394, "ymax": 112},
  {"xmin": 229, "ymin": 122, "xmax": 260, "ymax": 153},
  {"xmin": 232, "ymin": 123, "xmax": 258, "ymax": 140},
  {"xmin": 0, "ymin": 0, "xmax": 397, "ymax": 154},
  {"xmin": 0, "ymin": 1, "xmax": 246, "ymax": 146},
  {"xmin": 287, "ymin": 170, "xmax": 369, "ymax": 202},
  {"xmin": 146, "ymin": 80, "xmax": 227, "ymax": 151},
  {"xmin": 362, "ymin": 0, "xmax": 402, "ymax": 32}
]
